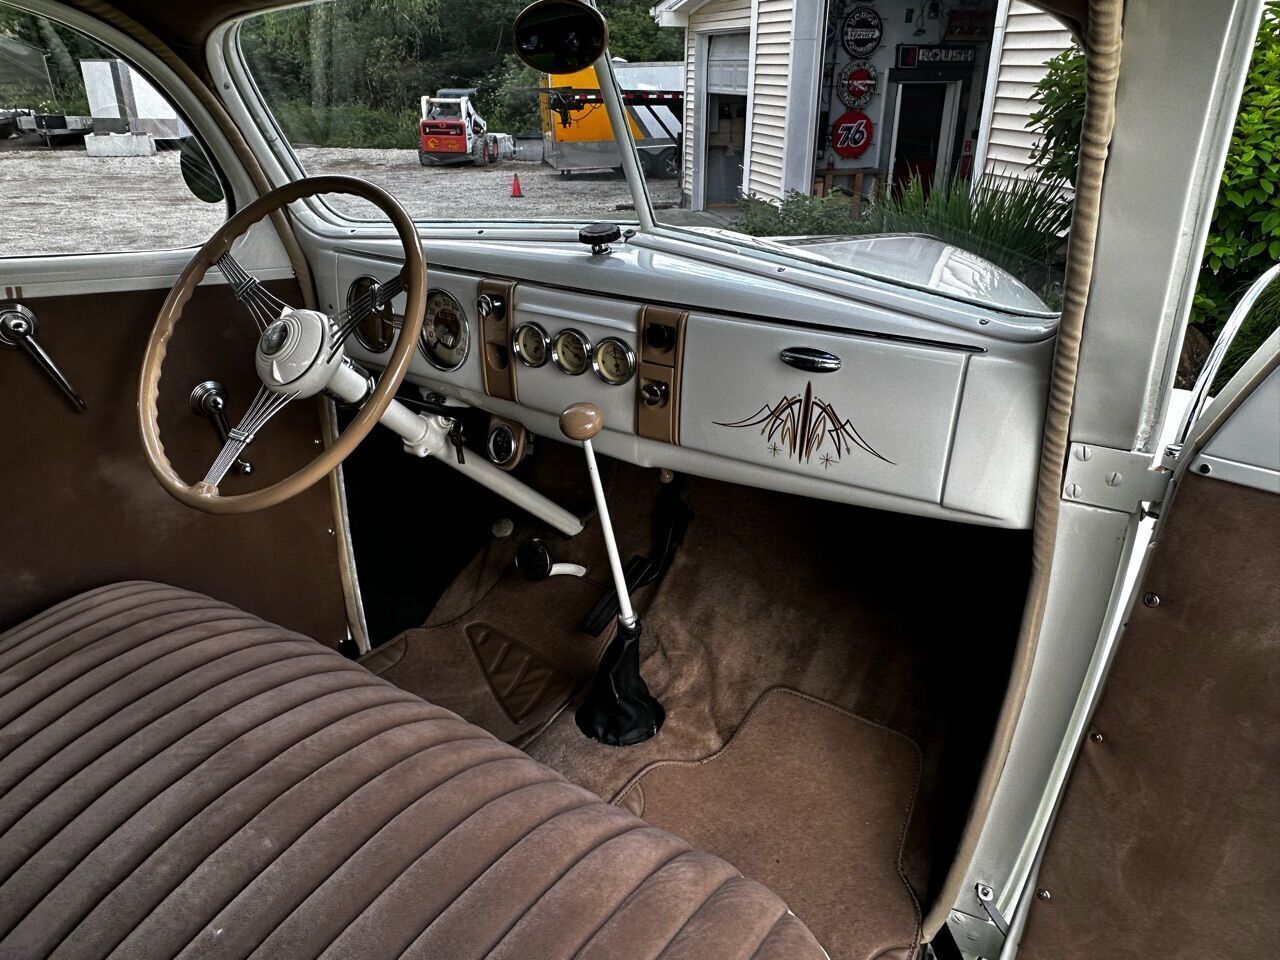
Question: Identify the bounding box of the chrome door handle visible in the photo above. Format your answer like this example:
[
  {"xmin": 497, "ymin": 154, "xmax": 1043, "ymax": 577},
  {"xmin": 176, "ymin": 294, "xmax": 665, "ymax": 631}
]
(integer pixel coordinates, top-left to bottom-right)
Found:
[
  {"xmin": 780, "ymin": 347, "xmax": 842, "ymax": 373},
  {"xmin": 0, "ymin": 303, "xmax": 86, "ymax": 412}
]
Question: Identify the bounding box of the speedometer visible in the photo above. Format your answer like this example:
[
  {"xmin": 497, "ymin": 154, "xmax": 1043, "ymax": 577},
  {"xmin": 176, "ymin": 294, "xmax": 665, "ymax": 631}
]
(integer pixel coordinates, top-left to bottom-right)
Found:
[{"xmin": 418, "ymin": 289, "xmax": 470, "ymax": 372}]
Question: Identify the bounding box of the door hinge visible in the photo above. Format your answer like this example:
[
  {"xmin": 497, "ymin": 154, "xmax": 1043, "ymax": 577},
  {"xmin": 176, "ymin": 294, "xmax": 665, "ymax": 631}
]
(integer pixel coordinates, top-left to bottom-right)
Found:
[{"xmin": 1062, "ymin": 443, "xmax": 1171, "ymax": 513}]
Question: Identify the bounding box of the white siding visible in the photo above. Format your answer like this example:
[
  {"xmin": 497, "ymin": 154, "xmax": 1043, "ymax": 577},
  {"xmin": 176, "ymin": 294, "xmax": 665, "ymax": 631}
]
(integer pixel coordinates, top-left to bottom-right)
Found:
[
  {"xmin": 984, "ymin": 2, "xmax": 1074, "ymax": 180},
  {"xmin": 745, "ymin": 0, "xmax": 792, "ymax": 200},
  {"xmin": 681, "ymin": 0, "xmax": 752, "ymax": 198}
]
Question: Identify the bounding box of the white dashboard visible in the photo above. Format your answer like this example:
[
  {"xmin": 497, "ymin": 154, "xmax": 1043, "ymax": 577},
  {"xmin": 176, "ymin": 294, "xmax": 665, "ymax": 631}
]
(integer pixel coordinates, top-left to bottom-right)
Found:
[{"xmin": 324, "ymin": 241, "xmax": 1055, "ymax": 529}]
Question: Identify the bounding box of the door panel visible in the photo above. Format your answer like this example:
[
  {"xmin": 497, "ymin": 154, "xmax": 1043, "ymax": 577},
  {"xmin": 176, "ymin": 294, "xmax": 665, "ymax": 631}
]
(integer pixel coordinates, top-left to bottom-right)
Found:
[
  {"xmin": 0, "ymin": 284, "xmax": 349, "ymax": 643},
  {"xmin": 1019, "ymin": 471, "xmax": 1280, "ymax": 958}
]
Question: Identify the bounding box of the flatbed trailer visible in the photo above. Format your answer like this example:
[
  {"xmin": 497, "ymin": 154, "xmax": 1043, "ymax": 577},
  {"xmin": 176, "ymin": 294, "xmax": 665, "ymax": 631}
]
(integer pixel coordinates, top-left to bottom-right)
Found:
[{"xmin": 540, "ymin": 63, "xmax": 683, "ymax": 178}]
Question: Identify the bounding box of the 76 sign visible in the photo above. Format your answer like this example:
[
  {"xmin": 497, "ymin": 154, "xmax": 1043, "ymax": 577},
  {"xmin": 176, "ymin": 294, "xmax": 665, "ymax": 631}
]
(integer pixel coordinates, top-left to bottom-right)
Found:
[{"xmin": 831, "ymin": 109, "xmax": 874, "ymax": 159}]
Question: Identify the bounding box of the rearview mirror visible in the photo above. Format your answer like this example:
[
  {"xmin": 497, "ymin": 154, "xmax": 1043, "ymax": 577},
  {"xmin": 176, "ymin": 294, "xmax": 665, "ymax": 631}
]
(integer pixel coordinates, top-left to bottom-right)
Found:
[
  {"xmin": 179, "ymin": 137, "xmax": 225, "ymax": 204},
  {"xmin": 512, "ymin": 0, "xmax": 609, "ymax": 73}
]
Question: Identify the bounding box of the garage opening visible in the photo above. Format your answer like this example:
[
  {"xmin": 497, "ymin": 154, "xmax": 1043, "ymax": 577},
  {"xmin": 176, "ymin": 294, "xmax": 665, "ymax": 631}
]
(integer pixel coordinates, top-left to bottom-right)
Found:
[{"xmin": 704, "ymin": 32, "xmax": 749, "ymax": 206}]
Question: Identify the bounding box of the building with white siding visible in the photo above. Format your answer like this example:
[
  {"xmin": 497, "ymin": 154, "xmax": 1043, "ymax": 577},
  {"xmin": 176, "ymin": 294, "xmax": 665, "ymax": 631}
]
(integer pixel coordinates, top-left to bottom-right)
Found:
[{"xmin": 653, "ymin": 0, "xmax": 1074, "ymax": 211}]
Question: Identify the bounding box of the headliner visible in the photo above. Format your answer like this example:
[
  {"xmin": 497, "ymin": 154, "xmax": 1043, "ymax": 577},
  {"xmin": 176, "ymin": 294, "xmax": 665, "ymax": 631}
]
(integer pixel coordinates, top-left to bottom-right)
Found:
[{"xmin": 85, "ymin": 0, "xmax": 1086, "ymax": 63}]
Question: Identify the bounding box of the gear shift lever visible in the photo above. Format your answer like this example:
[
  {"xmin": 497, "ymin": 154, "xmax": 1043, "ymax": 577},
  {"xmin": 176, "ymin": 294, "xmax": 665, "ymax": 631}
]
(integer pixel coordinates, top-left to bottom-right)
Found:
[{"xmin": 560, "ymin": 402, "xmax": 664, "ymax": 745}]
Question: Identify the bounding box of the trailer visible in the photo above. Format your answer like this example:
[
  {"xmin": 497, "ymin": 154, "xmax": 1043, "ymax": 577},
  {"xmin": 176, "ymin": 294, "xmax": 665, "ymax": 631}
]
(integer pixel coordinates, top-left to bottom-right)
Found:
[
  {"xmin": 418, "ymin": 88, "xmax": 502, "ymax": 167},
  {"xmin": 540, "ymin": 62, "xmax": 683, "ymax": 178}
]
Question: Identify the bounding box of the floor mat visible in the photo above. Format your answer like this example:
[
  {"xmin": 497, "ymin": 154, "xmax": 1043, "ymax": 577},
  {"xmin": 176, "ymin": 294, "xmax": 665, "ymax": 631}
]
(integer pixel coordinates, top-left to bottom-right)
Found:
[{"xmin": 614, "ymin": 688, "xmax": 922, "ymax": 960}]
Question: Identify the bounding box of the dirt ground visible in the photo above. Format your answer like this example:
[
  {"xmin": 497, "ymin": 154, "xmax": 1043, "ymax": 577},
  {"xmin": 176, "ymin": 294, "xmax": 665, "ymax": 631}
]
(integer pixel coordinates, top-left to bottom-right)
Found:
[{"xmin": 0, "ymin": 138, "xmax": 683, "ymax": 257}]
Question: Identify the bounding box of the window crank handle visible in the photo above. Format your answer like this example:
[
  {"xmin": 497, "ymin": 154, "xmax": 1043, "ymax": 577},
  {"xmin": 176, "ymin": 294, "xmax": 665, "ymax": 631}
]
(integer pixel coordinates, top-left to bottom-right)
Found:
[{"xmin": 0, "ymin": 305, "xmax": 86, "ymax": 413}]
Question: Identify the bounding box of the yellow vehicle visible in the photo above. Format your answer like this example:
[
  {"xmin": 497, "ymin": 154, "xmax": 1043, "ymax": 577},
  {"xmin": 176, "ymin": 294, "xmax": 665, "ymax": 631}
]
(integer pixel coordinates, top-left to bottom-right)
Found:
[{"xmin": 542, "ymin": 62, "xmax": 682, "ymax": 177}]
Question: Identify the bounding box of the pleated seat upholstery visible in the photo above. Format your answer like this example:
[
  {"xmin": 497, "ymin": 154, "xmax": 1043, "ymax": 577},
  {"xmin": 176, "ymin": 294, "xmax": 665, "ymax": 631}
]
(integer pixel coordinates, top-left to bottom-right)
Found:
[{"xmin": 0, "ymin": 581, "xmax": 826, "ymax": 960}]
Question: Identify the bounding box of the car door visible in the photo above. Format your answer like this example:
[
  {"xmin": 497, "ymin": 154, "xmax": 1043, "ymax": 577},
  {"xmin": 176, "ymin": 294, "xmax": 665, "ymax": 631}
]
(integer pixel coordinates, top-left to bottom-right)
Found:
[
  {"xmin": 0, "ymin": 3, "xmax": 350, "ymax": 643},
  {"xmin": 1016, "ymin": 289, "xmax": 1280, "ymax": 959}
]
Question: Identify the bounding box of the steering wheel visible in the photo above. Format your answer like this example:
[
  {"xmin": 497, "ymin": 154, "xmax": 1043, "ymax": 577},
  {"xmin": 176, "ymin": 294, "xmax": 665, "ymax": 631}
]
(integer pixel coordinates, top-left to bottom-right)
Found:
[{"xmin": 139, "ymin": 176, "xmax": 427, "ymax": 515}]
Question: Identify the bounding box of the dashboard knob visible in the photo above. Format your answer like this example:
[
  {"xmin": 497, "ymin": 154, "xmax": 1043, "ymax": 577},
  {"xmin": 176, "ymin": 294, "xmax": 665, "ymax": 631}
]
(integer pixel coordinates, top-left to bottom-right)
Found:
[
  {"xmin": 560, "ymin": 402, "xmax": 604, "ymax": 441},
  {"xmin": 640, "ymin": 381, "xmax": 669, "ymax": 407},
  {"xmin": 477, "ymin": 293, "xmax": 505, "ymax": 317}
]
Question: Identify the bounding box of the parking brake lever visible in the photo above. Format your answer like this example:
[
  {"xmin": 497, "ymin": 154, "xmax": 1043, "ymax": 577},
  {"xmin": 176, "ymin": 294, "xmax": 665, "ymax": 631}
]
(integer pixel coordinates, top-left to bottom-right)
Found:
[{"xmin": 0, "ymin": 304, "xmax": 86, "ymax": 413}]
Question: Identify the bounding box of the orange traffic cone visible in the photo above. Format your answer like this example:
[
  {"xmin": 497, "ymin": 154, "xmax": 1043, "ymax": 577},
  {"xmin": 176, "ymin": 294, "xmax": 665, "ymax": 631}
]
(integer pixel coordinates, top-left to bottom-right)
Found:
[{"xmin": 511, "ymin": 173, "xmax": 524, "ymax": 198}]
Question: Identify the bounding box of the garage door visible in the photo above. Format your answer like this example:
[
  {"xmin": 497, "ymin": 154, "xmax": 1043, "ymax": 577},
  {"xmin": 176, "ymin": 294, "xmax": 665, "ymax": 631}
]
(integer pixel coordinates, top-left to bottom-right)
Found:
[{"xmin": 708, "ymin": 33, "xmax": 749, "ymax": 95}]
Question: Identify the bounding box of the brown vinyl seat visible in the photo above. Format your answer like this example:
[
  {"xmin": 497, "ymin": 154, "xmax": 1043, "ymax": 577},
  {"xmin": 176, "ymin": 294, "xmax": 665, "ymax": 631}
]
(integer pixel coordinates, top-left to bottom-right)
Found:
[{"xmin": 0, "ymin": 581, "xmax": 827, "ymax": 960}]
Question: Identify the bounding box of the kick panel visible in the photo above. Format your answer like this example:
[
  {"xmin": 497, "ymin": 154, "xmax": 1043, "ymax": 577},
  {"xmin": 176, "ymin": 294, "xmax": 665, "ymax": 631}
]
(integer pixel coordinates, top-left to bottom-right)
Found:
[{"xmin": 680, "ymin": 315, "xmax": 968, "ymax": 504}]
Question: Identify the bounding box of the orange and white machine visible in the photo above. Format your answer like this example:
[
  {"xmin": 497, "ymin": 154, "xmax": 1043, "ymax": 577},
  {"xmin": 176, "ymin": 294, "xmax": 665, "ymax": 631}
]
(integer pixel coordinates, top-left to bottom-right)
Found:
[{"xmin": 418, "ymin": 88, "xmax": 500, "ymax": 167}]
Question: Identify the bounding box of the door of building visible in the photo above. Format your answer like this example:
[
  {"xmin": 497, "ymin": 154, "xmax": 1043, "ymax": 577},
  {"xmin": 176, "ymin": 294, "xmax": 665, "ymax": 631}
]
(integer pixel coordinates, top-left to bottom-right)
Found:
[
  {"xmin": 700, "ymin": 32, "xmax": 749, "ymax": 208},
  {"xmin": 887, "ymin": 80, "xmax": 961, "ymax": 193}
]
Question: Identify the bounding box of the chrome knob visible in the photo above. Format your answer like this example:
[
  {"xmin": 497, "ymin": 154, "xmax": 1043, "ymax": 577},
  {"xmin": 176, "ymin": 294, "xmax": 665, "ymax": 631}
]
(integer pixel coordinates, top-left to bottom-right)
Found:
[
  {"xmin": 477, "ymin": 293, "xmax": 505, "ymax": 317},
  {"xmin": 640, "ymin": 381, "xmax": 669, "ymax": 407}
]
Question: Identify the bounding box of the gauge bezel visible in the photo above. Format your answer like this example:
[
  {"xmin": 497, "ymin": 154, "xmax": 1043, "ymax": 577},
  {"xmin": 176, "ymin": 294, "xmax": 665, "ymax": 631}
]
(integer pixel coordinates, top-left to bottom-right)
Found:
[
  {"xmin": 591, "ymin": 336, "xmax": 637, "ymax": 386},
  {"xmin": 347, "ymin": 275, "xmax": 396, "ymax": 354},
  {"xmin": 551, "ymin": 328, "xmax": 592, "ymax": 376},
  {"xmin": 511, "ymin": 321, "xmax": 551, "ymax": 368},
  {"xmin": 418, "ymin": 287, "xmax": 471, "ymax": 373},
  {"xmin": 486, "ymin": 424, "xmax": 518, "ymax": 466}
]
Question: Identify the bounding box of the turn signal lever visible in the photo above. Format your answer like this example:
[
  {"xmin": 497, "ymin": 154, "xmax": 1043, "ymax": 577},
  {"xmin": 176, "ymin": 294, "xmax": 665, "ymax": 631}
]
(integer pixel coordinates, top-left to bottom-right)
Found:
[{"xmin": 560, "ymin": 402, "xmax": 664, "ymax": 746}]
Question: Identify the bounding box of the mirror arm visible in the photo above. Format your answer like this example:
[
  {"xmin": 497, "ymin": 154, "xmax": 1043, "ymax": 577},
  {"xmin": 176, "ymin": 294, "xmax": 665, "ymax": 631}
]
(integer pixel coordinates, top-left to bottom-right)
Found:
[{"xmin": 593, "ymin": 50, "xmax": 655, "ymax": 233}]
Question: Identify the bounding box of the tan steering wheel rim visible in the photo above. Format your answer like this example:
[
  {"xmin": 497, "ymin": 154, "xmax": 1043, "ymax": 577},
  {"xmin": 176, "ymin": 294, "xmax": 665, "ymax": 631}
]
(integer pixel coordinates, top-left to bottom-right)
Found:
[{"xmin": 139, "ymin": 175, "xmax": 427, "ymax": 515}]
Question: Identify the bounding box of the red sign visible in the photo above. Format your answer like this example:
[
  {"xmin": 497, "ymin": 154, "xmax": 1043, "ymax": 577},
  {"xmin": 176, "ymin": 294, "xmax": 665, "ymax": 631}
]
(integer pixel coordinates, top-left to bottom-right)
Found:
[{"xmin": 831, "ymin": 109, "xmax": 874, "ymax": 158}]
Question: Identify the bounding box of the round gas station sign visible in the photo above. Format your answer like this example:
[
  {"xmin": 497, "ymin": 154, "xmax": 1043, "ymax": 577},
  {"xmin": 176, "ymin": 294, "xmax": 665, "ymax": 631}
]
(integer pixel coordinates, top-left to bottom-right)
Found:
[
  {"xmin": 841, "ymin": 7, "xmax": 883, "ymax": 58},
  {"xmin": 837, "ymin": 60, "xmax": 879, "ymax": 108},
  {"xmin": 831, "ymin": 109, "xmax": 874, "ymax": 158}
]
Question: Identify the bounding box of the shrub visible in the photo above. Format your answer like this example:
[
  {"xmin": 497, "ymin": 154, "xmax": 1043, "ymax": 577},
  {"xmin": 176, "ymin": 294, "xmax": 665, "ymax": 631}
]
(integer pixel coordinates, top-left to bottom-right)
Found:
[{"xmin": 1027, "ymin": 48, "xmax": 1085, "ymax": 185}]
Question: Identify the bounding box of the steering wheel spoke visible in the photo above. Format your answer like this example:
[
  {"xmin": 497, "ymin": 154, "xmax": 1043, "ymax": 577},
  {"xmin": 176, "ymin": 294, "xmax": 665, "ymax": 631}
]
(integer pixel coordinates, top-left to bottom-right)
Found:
[
  {"xmin": 202, "ymin": 385, "xmax": 296, "ymax": 488},
  {"xmin": 216, "ymin": 252, "xmax": 291, "ymax": 332},
  {"xmin": 330, "ymin": 270, "xmax": 405, "ymax": 356}
]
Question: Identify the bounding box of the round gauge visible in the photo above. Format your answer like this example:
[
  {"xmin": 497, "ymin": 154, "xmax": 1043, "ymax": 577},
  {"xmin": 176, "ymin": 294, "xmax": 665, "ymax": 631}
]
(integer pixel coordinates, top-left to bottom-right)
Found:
[
  {"xmin": 592, "ymin": 337, "xmax": 637, "ymax": 386},
  {"xmin": 418, "ymin": 289, "xmax": 470, "ymax": 372},
  {"xmin": 347, "ymin": 276, "xmax": 396, "ymax": 354},
  {"xmin": 511, "ymin": 321, "xmax": 550, "ymax": 368},
  {"xmin": 552, "ymin": 328, "xmax": 591, "ymax": 376}
]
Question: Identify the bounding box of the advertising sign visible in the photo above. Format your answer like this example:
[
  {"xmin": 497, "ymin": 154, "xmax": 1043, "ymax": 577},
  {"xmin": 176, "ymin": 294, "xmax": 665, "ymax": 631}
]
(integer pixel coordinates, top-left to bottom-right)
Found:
[
  {"xmin": 836, "ymin": 60, "xmax": 879, "ymax": 109},
  {"xmin": 841, "ymin": 7, "xmax": 884, "ymax": 58},
  {"xmin": 831, "ymin": 109, "xmax": 874, "ymax": 158},
  {"xmin": 896, "ymin": 44, "xmax": 977, "ymax": 68}
]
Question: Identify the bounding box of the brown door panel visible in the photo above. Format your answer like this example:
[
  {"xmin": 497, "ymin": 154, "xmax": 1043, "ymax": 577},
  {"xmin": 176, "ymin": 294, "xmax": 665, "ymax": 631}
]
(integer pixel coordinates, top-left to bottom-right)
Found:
[
  {"xmin": 1020, "ymin": 473, "xmax": 1280, "ymax": 958},
  {"xmin": 0, "ymin": 284, "xmax": 349, "ymax": 643}
]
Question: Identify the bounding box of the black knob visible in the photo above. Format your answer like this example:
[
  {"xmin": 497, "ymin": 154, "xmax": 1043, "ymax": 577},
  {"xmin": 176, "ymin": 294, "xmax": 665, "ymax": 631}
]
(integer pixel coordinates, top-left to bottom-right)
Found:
[
  {"xmin": 645, "ymin": 323, "xmax": 675, "ymax": 350},
  {"xmin": 579, "ymin": 222, "xmax": 622, "ymax": 246},
  {"xmin": 640, "ymin": 381, "xmax": 669, "ymax": 407},
  {"xmin": 515, "ymin": 539, "xmax": 553, "ymax": 581}
]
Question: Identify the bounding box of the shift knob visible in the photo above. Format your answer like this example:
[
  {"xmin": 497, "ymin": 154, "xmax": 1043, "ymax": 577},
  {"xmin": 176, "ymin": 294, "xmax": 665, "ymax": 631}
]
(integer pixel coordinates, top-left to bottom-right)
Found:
[{"xmin": 560, "ymin": 402, "xmax": 604, "ymax": 441}]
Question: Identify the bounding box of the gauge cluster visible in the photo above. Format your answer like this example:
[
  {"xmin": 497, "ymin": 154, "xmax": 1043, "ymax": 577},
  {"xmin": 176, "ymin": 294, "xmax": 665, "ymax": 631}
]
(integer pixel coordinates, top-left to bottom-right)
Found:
[{"xmin": 513, "ymin": 323, "xmax": 635, "ymax": 386}]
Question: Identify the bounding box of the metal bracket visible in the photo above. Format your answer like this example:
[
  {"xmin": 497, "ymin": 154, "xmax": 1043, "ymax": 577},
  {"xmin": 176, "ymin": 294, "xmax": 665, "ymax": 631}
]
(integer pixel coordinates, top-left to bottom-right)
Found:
[
  {"xmin": 948, "ymin": 904, "xmax": 1005, "ymax": 959},
  {"xmin": 1061, "ymin": 443, "xmax": 1172, "ymax": 512}
]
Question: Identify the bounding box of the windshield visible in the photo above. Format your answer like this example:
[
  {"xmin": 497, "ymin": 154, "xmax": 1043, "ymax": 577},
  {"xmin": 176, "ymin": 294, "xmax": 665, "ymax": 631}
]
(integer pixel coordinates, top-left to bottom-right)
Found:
[{"xmin": 238, "ymin": 0, "xmax": 1078, "ymax": 316}]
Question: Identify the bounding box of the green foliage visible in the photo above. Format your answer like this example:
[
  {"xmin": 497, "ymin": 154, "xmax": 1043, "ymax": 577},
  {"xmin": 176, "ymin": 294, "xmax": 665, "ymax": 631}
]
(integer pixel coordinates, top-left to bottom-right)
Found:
[
  {"xmin": 1027, "ymin": 47, "xmax": 1085, "ymax": 185},
  {"xmin": 1198, "ymin": 7, "xmax": 1280, "ymax": 335},
  {"xmin": 0, "ymin": 11, "xmax": 111, "ymax": 114},
  {"xmin": 737, "ymin": 171, "xmax": 1072, "ymax": 300},
  {"xmin": 1026, "ymin": 9, "xmax": 1280, "ymax": 345},
  {"xmin": 1214, "ymin": 279, "xmax": 1280, "ymax": 392},
  {"xmin": 238, "ymin": 0, "xmax": 680, "ymax": 148},
  {"xmin": 599, "ymin": 0, "xmax": 684, "ymax": 62},
  {"xmin": 735, "ymin": 191, "xmax": 864, "ymax": 237}
]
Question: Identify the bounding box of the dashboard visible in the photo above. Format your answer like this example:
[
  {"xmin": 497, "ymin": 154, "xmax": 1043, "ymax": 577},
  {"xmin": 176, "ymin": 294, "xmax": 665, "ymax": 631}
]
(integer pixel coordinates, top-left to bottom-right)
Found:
[{"xmin": 325, "ymin": 241, "xmax": 1055, "ymax": 529}]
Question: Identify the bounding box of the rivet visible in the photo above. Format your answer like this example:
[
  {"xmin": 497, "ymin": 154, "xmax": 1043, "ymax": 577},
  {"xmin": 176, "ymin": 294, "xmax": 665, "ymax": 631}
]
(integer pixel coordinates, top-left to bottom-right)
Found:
[
  {"xmin": 1064, "ymin": 483, "xmax": 1082, "ymax": 499},
  {"xmin": 1037, "ymin": 888, "xmax": 1052, "ymax": 901},
  {"xmin": 1198, "ymin": 463, "xmax": 1212, "ymax": 475},
  {"xmin": 1089, "ymin": 731, "xmax": 1104, "ymax": 744},
  {"xmin": 1075, "ymin": 446, "xmax": 1093, "ymax": 461},
  {"xmin": 1104, "ymin": 471, "xmax": 1122, "ymax": 486},
  {"xmin": 1143, "ymin": 593, "xmax": 1160, "ymax": 608},
  {"xmin": 326, "ymin": 528, "xmax": 335, "ymax": 536}
]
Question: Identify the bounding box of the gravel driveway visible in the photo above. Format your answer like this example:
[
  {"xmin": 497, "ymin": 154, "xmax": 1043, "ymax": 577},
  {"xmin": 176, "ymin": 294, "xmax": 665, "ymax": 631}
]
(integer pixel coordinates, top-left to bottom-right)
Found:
[{"xmin": 1, "ymin": 141, "xmax": 681, "ymax": 257}]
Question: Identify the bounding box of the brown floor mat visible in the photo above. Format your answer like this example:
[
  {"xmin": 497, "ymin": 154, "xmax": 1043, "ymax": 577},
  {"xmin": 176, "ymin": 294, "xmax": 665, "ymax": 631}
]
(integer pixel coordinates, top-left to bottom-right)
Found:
[{"xmin": 614, "ymin": 688, "xmax": 922, "ymax": 960}]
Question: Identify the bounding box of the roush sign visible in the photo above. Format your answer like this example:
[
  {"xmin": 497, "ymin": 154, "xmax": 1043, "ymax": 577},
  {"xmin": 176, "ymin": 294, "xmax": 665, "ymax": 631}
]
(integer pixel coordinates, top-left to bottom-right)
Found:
[{"xmin": 896, "ymin": 44, "xmax": 977, "ymax": 68}]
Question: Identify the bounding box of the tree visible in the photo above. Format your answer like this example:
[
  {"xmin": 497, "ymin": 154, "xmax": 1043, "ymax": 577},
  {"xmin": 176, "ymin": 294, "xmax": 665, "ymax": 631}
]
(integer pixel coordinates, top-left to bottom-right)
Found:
[{"xmin": 1026, "ymin": 8, "xmax": 1280, "ymax": 341}]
